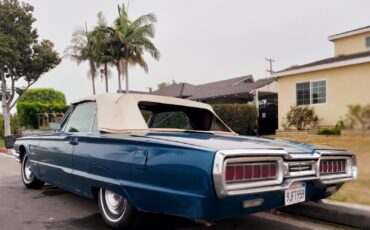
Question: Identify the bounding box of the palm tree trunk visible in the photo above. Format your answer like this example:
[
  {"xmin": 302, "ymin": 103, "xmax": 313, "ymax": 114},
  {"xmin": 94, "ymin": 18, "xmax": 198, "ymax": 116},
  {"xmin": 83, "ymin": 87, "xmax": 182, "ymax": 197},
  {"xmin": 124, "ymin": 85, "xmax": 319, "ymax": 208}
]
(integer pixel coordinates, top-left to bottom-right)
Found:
[
  {"xmin": 91, "ymin": 76, "xmax": 96, "ymax": 95},
  {"xmin": 104, "ymin": 63, "xmax": 109, "ymax": 92},
  {"xmin": 117, "ymin": 64, "xmax": 122, "ymax": 92},
  {"xmin": 125, "ymin": 61, "xmax": 129, "ymax": 94}
]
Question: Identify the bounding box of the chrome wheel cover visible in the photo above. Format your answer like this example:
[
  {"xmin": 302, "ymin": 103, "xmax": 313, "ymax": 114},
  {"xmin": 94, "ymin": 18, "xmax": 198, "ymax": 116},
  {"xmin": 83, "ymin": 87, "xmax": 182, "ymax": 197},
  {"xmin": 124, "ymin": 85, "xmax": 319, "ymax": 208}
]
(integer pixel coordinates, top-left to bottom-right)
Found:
[
  {"xmin": 22, "ymin": 157, "xmax": 34, "ymax": 183},
  {"xmin": 24, "ymin": 159, "xmax": 33, "ymax": 180},
  {"xmin": 104, "ymin": 190, "xmax": 125, "ymax": 216}
]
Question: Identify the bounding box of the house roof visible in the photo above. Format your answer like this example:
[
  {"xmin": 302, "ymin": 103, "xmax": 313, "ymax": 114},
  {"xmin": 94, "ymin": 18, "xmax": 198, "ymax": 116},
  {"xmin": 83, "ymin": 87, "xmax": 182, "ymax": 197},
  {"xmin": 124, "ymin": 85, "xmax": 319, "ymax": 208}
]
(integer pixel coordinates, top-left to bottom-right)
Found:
[
  {"xmin": 152, "ymin": 83, "xmax": 195, "ymax": 98},
  {"xmin": 116, "ymin": 90, "xmax": 151, "ymax": 95},
  {"xmin": 328, "ymin": 25, "xmax": 370, "ymax": 41},
  {"xmin": 188, "ymin": 77, "xmax": 275, "ymax": 100},
  {"xmin": 152, "ymin": 75, "xmax": 275, "ymax": 100},
  {"xmin": 272, "ymin": 51, "xmax": 370, "ymax": 78}
]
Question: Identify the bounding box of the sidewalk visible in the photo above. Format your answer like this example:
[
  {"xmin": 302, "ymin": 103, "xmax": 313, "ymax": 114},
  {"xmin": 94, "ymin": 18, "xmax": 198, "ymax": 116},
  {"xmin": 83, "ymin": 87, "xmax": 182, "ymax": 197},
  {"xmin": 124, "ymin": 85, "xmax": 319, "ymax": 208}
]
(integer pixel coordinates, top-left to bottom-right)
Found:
[{"xmin": 279, "ymin": 200, "xmax": 370, "ymax": 229}]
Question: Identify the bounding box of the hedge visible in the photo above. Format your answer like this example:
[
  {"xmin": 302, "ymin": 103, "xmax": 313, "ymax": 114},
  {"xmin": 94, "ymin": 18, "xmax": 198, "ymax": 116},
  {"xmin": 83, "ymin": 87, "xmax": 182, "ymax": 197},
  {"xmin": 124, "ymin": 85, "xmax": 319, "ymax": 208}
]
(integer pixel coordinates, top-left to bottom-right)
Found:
[
  {"xmin": 212, "ymin": 104, "xmax": 257, "ymax": 135},
  {"xmin": 16, "ymin": 102, "xmax": 69, "ymax": 129}
]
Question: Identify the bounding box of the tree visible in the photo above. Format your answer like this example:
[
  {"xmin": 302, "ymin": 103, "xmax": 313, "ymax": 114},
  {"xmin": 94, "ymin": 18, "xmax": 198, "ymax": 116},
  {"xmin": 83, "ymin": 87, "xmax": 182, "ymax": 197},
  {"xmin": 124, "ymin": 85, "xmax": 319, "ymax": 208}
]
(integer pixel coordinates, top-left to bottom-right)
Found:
[
  {"xmin": 346, "ymin": 104, "xmax": 370, "ymax": 130},
  {"xmin": 0, "ymin": 0, "xmax": 61, "ymax": 138},
  {"xmin": 18, "ymin": 88, "xmax": 66, "ymax": 104},
  {"xmin": 65, "ymin": 24, "xmax": 98, "ymax": 95},
  {"xmin": 91, "ymin": 12, "xmax": 114, "ymax": 93},
  {"xmin": 157, "ymin": 80, "xmax": 177, "ymax": 89},
  {"xmin": 113, "ymin": 4, "xmax": 160, "ymax": 93}
]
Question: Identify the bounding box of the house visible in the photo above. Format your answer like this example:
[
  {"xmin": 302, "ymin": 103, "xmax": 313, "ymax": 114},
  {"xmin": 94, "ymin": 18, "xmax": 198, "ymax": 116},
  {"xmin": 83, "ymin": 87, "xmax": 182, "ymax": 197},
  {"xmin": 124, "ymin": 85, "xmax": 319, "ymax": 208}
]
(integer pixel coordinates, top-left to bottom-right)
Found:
[
  {"xmin": 273, "ymin": 25, "xmax": 370, "ymax": 129},
  {"xmin": 153, "ymin": 75, "xmax": 278, "ymax": 134},
  {"xmin": 153, "ymin": 75, "xmax": 277, "ymax": 104}
]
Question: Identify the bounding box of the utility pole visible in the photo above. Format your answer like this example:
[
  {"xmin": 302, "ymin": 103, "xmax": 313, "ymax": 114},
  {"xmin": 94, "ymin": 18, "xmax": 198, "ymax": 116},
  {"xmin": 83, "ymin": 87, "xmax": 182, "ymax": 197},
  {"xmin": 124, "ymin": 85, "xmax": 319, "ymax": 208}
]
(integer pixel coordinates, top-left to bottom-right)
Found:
[{"xmin": 265, "ymin": 58, "xmax": 275, "ymax": 76}]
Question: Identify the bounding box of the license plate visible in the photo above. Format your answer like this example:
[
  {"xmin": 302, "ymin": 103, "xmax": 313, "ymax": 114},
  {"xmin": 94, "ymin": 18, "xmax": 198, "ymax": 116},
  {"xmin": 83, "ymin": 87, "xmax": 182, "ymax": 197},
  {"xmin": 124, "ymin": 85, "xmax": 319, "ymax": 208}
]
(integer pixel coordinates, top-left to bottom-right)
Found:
[{"xmin": 285, "ymin": 182, "xmax": 306, "ymax": 206}]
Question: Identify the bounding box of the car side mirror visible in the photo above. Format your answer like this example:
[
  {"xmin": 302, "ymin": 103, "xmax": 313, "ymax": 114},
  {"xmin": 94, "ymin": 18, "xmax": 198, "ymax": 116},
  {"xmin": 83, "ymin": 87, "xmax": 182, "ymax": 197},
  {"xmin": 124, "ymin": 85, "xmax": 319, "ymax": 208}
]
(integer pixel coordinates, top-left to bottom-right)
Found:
[{"xmin": 49, "ymin": 122, "xmax": 61, "ymax": 130}]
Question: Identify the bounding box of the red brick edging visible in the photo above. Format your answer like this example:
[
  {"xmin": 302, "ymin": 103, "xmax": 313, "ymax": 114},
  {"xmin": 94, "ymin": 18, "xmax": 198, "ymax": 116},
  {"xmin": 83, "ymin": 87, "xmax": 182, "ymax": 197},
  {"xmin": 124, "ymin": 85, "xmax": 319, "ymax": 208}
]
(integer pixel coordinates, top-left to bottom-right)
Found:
[{"xmin": 0, "ymin": 148, "xmax": 11, "ymax": 154}]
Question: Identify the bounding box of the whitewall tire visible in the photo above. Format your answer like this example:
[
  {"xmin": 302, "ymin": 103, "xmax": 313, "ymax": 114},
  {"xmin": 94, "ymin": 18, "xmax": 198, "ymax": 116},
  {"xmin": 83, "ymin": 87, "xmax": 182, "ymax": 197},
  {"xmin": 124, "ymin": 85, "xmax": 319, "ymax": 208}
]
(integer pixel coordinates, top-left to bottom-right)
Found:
[
  {"xmin": 98, "ymin": 188, "xmax": 136, "ymax": 229},
  {"xmin": 21, "ymin": 155, "xmax": 44, "ymax": 189}
]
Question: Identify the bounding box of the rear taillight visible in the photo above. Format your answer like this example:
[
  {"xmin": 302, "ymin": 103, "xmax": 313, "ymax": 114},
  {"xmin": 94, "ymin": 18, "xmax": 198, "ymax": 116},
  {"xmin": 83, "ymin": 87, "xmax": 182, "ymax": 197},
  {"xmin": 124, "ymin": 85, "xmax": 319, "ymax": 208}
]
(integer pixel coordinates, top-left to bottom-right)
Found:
[
  {"xmin": 319, "ymin": 159, "xmax": 346, "ymax": 174},
  {"xmin": 225, "ymin": 162, "xmax": 278, "ymax": 183}
]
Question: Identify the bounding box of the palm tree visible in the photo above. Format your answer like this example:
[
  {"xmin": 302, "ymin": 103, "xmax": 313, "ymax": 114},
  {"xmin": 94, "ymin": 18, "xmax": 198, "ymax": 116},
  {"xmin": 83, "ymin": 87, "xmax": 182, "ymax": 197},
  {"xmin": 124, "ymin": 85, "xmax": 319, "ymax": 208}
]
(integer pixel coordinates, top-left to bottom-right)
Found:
[
  {"xmin": 92, "ymin": 12, "xmax": 114, "ymax": 93},
  {"xmin": 65, "ymin": 24, "xmax": 98, "ymax": 95},
  {"xmin": 113, "ymin": 4, "xmax": 160, "ymax": 93}
]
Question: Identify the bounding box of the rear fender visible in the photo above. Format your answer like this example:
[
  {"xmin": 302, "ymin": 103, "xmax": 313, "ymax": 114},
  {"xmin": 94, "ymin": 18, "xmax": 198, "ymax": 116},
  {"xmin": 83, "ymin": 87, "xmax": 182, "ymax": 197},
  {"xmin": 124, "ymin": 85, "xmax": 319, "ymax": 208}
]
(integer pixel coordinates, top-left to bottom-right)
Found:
[{"xmin": 87, "ymin": 165, "xmax": 134, "ymax": 204}]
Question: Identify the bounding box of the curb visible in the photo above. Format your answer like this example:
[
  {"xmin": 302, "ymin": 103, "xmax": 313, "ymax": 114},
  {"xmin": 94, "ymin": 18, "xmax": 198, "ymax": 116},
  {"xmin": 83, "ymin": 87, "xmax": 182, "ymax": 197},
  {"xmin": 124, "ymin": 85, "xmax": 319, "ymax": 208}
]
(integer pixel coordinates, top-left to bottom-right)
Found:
[
  {"xmin": 0, "ymin": 148, "xmax": 11, "ymax": 154},
  {"xmin": 279, "ymin": 200, "xmax": 370, "ymax": 229}
]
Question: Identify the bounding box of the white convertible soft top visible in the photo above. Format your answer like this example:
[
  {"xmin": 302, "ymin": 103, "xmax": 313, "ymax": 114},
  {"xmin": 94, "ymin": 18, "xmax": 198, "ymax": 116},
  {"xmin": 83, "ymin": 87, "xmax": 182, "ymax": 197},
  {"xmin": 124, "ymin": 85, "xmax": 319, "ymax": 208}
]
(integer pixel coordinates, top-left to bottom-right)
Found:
[{"xmin": 72, "ymin": 93, "xmax": 231, "ymax": 133}]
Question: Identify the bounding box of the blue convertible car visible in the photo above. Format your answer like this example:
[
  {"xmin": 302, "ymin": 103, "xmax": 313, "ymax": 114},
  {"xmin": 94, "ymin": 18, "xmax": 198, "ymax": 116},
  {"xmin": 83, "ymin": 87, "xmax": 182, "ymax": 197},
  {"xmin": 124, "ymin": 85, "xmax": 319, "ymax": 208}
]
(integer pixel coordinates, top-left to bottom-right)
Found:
[{"xmin": 14, "ymin": 93, "xmax": 357, "ymax": 228}]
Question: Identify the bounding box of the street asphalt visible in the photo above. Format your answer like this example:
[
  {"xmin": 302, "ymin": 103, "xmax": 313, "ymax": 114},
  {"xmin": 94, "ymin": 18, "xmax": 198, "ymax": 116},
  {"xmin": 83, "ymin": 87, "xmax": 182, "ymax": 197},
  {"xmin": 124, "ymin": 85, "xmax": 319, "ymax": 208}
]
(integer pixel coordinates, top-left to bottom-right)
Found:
[{"xmin": 0, "ymin": 153, "xmax": 357, "ymax": 230}]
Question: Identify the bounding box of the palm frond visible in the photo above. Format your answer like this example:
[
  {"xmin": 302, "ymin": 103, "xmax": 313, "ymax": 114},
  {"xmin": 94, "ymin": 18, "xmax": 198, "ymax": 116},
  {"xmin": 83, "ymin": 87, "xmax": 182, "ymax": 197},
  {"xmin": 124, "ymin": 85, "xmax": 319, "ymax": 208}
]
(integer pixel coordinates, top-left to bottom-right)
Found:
[
  {"xmin": 96, "ymin": 11, "xmax": 108, "ymax": 27},
  {"xmin": 130, "ymin": 13, "xmax": 157, "ymax": 30},
  {"xmin": 129, "ymin": 24, "xmax": 155, "ymax": 39}
]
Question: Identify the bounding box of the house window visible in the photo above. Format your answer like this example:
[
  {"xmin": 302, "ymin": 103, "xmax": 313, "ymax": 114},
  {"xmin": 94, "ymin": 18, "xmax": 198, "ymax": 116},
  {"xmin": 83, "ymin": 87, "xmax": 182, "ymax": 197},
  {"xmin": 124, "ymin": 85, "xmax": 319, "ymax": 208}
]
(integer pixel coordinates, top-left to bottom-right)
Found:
[
  {"xmin": 296, "ymin": 82, "xmax": 310, "ymax": 105},
  {"xmin": 311, "ymin": 80, "xmax": 326, "ymax": 104},
  {"xmin": 296, "ymin": 80, "xmax": 327, "ymax": 105},
  {"xmin": 366, "ymin": 36, "xmax": 370, "ymax": 48}
]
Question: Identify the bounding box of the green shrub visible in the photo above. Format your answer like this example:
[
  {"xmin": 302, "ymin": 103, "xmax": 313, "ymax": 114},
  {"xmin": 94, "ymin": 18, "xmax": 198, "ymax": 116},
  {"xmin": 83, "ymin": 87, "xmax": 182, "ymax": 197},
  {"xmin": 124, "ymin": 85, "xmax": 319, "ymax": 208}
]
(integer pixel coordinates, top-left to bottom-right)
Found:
[
  {"xmin": 212, "ymin": 104, "xmax": 257, "ymax": 135},
  {"xmin": 16, "ymin": 102, "xmax": 69, "ymax": 129},
  {"xmin": 318, "ymin": 127, "xmax": 341, "ymax": 135},
  {"xmin": 318, "ymin": 122, "xmax": 344, "ymax": 135},
  {"xmin": 0, "ymin": 115, "xmax": 20, "ymax": 137},
  {"xmin": 346, "ymin": 104, "xmax": 370, "ymax": 130},
  {"xmin": 285, "ymin": 106, "xmax": 318, "ymax": 130},
  {"xmin": 18, "ymin": 88, "xmax": 66, "ymax": 104}
]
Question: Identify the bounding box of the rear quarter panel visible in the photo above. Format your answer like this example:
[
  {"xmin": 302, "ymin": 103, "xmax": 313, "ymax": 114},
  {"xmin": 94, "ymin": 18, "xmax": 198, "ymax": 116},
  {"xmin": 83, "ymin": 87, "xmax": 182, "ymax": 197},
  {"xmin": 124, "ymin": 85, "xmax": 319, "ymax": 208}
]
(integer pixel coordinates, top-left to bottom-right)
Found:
[{"xmin": 73, "ymin": 134, "xmax": 217, "ymax": 217}]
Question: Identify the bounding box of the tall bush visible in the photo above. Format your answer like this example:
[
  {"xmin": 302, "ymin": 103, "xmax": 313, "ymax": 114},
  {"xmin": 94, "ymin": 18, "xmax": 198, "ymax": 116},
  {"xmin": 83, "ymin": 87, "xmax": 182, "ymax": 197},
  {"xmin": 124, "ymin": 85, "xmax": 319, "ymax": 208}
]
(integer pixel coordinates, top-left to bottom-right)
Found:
[
  {"xmin": 18, "ymin": 88, "xmax": 66, "ymax": 104},
  {"xmin": 16, "ymin": 88, "xmax": 68, "ymax": 129},
  {"xmin": 285, "ymin": 106, "xmax": 318, "ymax": 130},
  {"xmin": 212, "ymin": 104, "xmax": 257, "ymax": 135},
  {"xmin": 346, "ymin": 104, "xmax": 370, "ymax": 130}
]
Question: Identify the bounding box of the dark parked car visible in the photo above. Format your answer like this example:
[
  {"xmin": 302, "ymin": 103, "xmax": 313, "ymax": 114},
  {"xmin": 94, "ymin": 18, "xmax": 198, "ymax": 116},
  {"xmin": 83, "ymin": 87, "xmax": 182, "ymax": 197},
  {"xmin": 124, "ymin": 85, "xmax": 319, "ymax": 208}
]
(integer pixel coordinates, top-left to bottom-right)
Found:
[{"xmin": 13, "ymin": 93, "xmax": 357, "ymax": 229}]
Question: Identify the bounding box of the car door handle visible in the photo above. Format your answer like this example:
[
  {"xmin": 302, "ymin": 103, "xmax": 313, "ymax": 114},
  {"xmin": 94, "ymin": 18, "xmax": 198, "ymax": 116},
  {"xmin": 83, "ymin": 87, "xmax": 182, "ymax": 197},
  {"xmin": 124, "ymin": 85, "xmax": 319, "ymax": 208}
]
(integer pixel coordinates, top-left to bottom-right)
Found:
[
  {"xmin": 69, "ymin": 137, "xmax": 79, "ymax": 145},
  {"xmin": 133, "ymin": 149, "xmax": 148, "ymax": 170}
]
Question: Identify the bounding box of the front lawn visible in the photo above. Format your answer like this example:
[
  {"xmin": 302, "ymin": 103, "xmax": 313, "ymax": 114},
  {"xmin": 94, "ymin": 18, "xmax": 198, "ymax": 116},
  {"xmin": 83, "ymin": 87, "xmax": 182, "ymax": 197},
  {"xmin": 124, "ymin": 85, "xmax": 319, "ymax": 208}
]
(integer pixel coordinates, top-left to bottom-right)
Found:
[
  {"xmin": 270, "ymin": 135, "xmax": 370, "ymax": 205},
  {"xmin": 0, "ymin": 139, "xmax": 4, "ymax": 148}
]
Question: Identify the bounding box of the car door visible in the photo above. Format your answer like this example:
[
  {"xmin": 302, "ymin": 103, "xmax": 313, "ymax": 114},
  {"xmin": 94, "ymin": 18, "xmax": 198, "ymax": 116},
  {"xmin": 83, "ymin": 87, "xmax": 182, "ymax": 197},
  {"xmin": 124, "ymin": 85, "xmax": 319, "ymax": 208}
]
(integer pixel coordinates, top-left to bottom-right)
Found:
[{"xmin": 37, "ymin": 102, "xmax": 97, "ymax": 192}]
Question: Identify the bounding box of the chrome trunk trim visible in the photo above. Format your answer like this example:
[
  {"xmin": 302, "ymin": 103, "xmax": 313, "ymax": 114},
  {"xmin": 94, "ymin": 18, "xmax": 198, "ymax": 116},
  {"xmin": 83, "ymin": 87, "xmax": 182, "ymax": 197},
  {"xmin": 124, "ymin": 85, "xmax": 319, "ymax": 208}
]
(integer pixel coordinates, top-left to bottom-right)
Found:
[
  {"xmin": 212, "ymin": 149, "xmax": 357, "ymax": 198},
  {"xmin": 213, "ymin": 149, "xmax": 287, "ymax": 197},
  {"xmin": 284, "ymin": 160, "xmax": 317, "ymax": 178}
]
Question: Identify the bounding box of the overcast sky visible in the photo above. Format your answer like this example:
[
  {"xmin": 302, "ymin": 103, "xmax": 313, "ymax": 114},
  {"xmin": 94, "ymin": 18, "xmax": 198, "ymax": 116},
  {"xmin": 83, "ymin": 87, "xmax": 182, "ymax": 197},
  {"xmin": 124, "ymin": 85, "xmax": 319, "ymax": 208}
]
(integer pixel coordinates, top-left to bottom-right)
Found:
[{"xmin": 24, "ymin": 0, "xmax": 370, "ymax": 103}]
